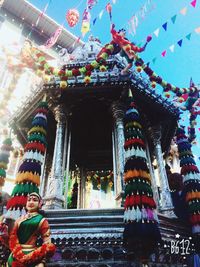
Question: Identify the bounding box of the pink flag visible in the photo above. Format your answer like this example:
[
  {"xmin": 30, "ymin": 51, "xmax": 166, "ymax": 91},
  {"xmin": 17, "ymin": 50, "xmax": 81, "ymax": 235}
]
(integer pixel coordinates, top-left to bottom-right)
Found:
[
  {"xmin": 161, "ymin": 50, "xmax": 166, "ymax": 57},
  {"xmin": 195, "ymin": 27, "xmax": 200, "ymax": 33},
  {"xmin": 191, "ymin": 0, "xmax": 197, "ymax": 7},
  {"xmin": 87, "ymin": 0, "xmax": 98, "ymax": 10},
  {"xmin": 180, "ymin": 7, "xmax": 187, "ymax": 15},
  {"xmin": 45, "ymin": 25, "xmax": 63, "ymax": 49}
]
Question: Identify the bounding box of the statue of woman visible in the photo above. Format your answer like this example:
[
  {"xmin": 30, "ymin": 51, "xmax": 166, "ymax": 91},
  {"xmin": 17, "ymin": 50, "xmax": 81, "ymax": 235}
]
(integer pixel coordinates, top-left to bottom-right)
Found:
[{"xmin": 6, "ymin": 192, "xmax": 55, "ymax": 267}]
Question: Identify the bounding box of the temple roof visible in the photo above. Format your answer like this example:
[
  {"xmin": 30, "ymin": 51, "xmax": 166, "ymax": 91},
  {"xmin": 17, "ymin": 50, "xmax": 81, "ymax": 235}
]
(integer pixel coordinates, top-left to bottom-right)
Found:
[{"xmin": 9, "ymin": 54, "xmax": 180, "ymax": 155}]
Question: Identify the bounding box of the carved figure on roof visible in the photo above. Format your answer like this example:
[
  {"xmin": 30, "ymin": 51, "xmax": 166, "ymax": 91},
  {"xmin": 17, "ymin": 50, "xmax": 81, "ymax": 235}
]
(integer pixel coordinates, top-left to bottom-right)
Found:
[{"xmin": 69, "ymin": 35, "xmax": 102, "ymax": 62}]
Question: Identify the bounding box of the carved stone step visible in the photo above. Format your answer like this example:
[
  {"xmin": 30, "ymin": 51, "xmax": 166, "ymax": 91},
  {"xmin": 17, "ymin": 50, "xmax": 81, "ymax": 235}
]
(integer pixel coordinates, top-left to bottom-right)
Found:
[{"xmin": 45, "ymin": 209, "xmax": 190, "ymax": 242}]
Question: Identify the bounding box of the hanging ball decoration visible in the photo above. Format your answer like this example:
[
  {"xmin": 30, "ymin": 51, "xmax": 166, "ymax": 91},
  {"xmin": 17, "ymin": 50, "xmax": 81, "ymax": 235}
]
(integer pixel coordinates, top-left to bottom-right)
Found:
[
  {"xmin": 43, "ymin": 75, "xmax": 51, "ymax": 83},
  {"xmin": 60, "ymin": 81, "xmax": 68, "ymax": 89},
  {"xmin": 151, "ymin": 81, "xmax": 156, "ymax": 88},
  {"xmin": 178, "ymin": 97, "xmax": 184, "ymax": 103},
  {"xmin": 136, "ymin": 66, "xmax": 143, "ymax": 73},
  {"xmin": 84, "ymin": 76, "xmax": 91, "ymax": 84},
  {"xmin": 99, "ymin": 65, "xmax": 107, "ymax": 72},
  {"xmin": 164, "ymin": 92, "xmax": 171, "ymax": 98},
  {"xmin": 66, "ymin": 9, "xmax": 79, "ymax": 27}
]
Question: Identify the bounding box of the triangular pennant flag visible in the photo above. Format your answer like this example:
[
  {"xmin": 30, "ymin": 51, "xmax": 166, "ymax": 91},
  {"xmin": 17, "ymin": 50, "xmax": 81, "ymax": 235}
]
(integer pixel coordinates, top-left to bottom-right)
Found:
[
  {"xmin": 112, "ymin": 0, "xmax": 116, "ymax": 3},
  {"xmin": 186, "ymin": 33, "xmax": 192, "ymax": 40},
  {"xmin": 195, "ymin": 27, "xmax": 200, "ymax": 34},
  {"xmin": 93, "ymin": 17, "xmax": 97, "ymax": 25},
  {"xmin": 171, "ymin": 15, "xmax": 177, "ymax": 24},
  {"xmin": 190, "ymin": 77, "xmax": 195, "ymax": 87},
  {"xmin": 169, "ymin": 44, "xmax": 175, "ymax": 52},
  {"xmin": 162, "ymin": 22, "xmax": 168, "ymax": 31},
  {"xmin": 161, "ymin": 50, "xmax": 166, "ymax": 57},
  {"xmin": 99, "ymin": 10, "xmax": 104, "ymax": 19},
  {"xmin": 180, "ymin": 7, "xmax": 187, "ymax": 15},
  {"xmin": 128, "ymin": 89, "xmax": 133, "ymax": 97},
  {"xmin": 177, "ymin": 39, "xmax": 183, "ymax": 47},
  {"xmin": 191, "ymin": 0, "xmax": 197, "ymax": 8},
  {"xmin": 153, "ymin": 28, "xmax": 160, "ymax": 37},
  {"xmin": 152, "ymin": 57, "xmax": 157, "ymax": 64}
]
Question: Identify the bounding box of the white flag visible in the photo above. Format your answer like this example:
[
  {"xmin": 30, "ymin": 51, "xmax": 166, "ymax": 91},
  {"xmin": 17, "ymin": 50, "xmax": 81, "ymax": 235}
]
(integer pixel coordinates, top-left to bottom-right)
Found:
[
  {"xmin": 169, "ymin": 44, "xmax": 175, "ymax": 52},
  {"xmin": 153, "ymin": 28, "xmax": 160, "ymax": 37}
]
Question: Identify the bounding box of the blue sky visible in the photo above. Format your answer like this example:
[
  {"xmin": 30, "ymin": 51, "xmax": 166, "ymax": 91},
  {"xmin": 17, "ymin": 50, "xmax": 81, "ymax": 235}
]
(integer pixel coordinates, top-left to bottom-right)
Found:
[
  {"xmin": 29, "ymin": 0, "xmax": 200, "ymax": 163},
  {"xmin": 28, "ymin": 0, "xmax": 200, "ymax": 87}
]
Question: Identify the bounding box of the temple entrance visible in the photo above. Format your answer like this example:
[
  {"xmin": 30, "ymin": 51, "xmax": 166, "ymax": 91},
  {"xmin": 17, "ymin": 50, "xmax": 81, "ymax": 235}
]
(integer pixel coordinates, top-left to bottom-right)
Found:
[{"xmin": 67, "ymin": 97, "xmax": 115, "ymax": 209}]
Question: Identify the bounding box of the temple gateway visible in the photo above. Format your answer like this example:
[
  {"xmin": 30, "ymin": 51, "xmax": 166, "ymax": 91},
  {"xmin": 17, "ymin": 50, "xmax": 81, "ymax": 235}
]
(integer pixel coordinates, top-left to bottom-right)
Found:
[{"xmin": 9, "ymin": 40, "xmax": 191, "ymax": 266}]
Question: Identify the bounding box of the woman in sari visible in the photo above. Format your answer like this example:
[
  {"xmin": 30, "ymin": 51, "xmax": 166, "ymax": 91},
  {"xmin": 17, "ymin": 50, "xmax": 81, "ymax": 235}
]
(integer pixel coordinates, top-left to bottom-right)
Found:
[{"xmin": 7, "ymin": 192, "xmax": 55, "ymax": 267}]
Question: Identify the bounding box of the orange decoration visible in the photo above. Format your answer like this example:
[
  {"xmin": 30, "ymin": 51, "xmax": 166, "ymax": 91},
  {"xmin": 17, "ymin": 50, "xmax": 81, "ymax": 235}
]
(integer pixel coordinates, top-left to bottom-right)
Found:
[{"xmin": 66, "ymin": 9, "xmax": 79, "ymax": 27}]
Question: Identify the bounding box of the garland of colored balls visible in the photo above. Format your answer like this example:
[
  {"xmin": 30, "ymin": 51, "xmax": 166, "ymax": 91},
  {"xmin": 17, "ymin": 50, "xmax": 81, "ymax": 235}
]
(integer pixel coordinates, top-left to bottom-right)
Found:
[
  {"xmin": 0, "ymin": 137, "xmax": 13, "ymax": 187},
  {"xmin": 32, "ymin": 40, "xmax": 198, "ymax": 103},
  {"xmin": 33, "ymin": 43, "xmax": 114, "ymax": 88},
  {"xmin": 133, "ymin": 54, "xmax": 198, "ymax": 100}
]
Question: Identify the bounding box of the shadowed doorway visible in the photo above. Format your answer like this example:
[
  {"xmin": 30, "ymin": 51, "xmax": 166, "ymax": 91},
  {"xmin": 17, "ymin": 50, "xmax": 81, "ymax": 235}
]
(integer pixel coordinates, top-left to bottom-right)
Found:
[{"xmin": 68, "ymin": 97, "xmax": 115, "ymax": 209}]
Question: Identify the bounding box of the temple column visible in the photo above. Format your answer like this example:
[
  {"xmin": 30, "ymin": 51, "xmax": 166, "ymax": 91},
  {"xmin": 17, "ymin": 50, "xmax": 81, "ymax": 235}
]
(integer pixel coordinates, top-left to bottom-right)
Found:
[
  {"xmin": 64, "ymin": 132, "xmax": 71, "ymax": 208},
  {"xmin": 150, "ymin": 126, "xmax": 176, "ymax": 217},
  {"xmin": 40, "ymin": 154, "xmax": 52, "ymax": 198},
  {"xmin": 43, "ymin": 105, "xmax": 67, "ymax": 209},
  {"xmin": 111, "ymin": 102, "xmax": 125, "ymax": 204}
]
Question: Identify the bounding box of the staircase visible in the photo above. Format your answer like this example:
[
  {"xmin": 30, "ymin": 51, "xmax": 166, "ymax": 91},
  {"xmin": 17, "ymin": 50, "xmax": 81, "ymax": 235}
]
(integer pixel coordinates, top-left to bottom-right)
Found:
[{"xmin": 44, "ymin": 208, "xmax": 191, "ymax": 267}]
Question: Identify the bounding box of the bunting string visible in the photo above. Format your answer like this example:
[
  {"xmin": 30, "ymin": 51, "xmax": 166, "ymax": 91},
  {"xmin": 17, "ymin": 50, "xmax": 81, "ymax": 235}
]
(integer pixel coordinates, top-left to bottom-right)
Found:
[
  {"xmin": 149, "ymin": 25, "xmax": 200, "ymax": 65},
  {"xmin": 148, "ymin": 0, "xmax": 198, "ymax": 41}
]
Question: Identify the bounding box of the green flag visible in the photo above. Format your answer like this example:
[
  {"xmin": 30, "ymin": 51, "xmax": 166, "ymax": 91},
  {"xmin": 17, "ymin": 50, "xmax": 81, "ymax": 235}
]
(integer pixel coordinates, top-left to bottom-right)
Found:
[{"xmin": 171, "ymin": 14, "xmax": 177, "ymax": 24}]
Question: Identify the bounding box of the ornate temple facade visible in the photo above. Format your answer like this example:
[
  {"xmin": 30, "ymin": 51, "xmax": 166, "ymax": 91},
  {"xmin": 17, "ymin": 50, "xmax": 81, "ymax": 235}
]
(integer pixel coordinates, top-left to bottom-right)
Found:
[{"xmin": 9, "ymin": 40, "xmax": 191, "ymax": 266}]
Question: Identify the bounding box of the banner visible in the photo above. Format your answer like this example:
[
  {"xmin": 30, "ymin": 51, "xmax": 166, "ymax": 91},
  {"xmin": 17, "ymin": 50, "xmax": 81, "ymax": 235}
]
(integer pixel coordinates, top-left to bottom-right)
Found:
[
  {"xmin": 81, "ymin": 8, "xmax": 91, "ymax": 36},
  {"xmin": 151, "ymin": 0, "xmax": 197, "ymax": 39},
  {"xmin": 149, "ymin": 24, "xmax": 200, "ymax": 64},
  {"xmin": 44, "ymin": 25, "xmax": 63, "ymax": 49}
]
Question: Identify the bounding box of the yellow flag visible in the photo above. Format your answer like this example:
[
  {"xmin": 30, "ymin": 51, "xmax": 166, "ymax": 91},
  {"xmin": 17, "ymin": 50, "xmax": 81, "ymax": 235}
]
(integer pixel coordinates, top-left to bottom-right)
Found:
[{"xmin": 81, "ymin": 21, "xmax": 90, "ymax": 36}]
